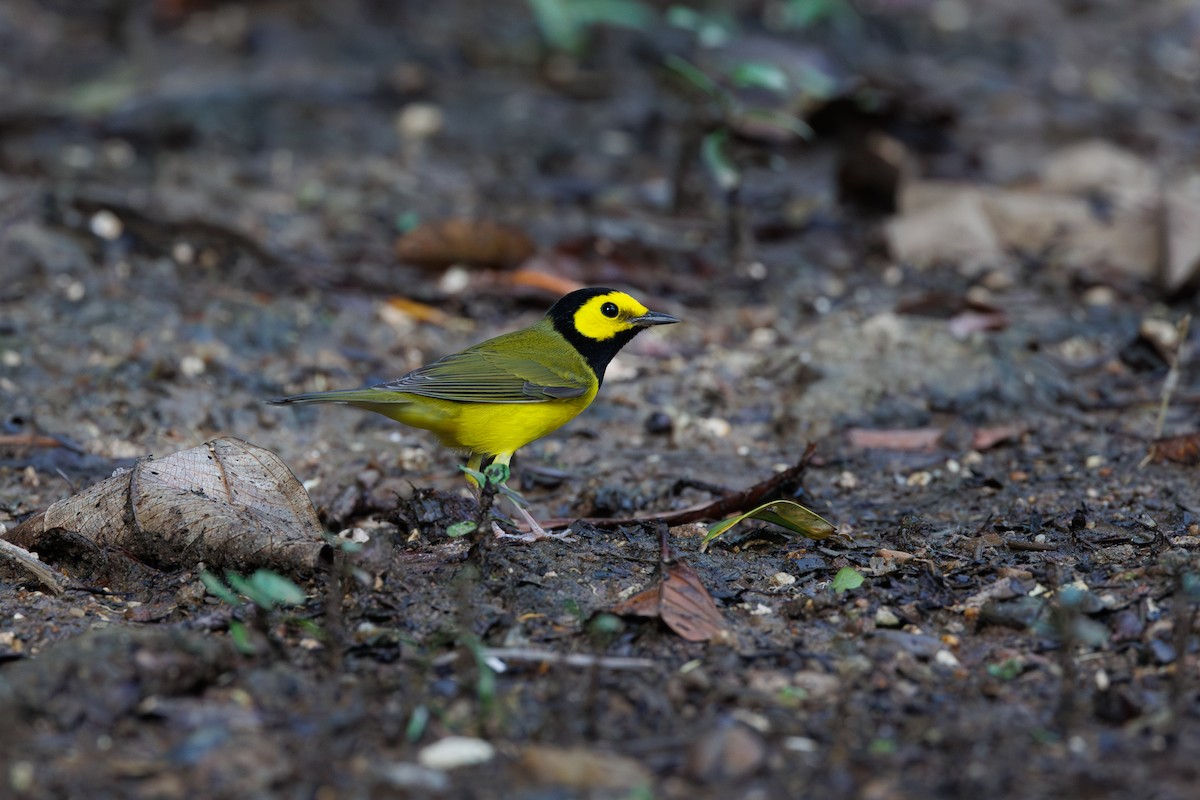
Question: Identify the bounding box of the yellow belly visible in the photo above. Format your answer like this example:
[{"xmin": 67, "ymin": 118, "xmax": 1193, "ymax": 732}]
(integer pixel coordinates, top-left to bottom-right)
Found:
[{"xmin": 357, "ymin": 389, "xmax": 597, "ymax": 457}]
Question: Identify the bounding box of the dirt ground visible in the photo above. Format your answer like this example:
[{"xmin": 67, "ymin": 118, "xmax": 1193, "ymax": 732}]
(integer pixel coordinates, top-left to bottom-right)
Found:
[{"xmin": 3, "ymin": 1, "xmax": 1200, "ymax": 798}]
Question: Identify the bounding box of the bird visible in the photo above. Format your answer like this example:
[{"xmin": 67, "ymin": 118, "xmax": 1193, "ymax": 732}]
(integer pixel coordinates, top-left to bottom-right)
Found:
[{"xmin": 270, "ymin": 287, "xmax": 679, "ymax": 539}]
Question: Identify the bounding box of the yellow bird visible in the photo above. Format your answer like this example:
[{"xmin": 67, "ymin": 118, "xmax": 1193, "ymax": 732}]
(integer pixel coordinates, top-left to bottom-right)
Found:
[{"xmin": 270, "ymin": 287, "xmax": 679, "ymax": 537}]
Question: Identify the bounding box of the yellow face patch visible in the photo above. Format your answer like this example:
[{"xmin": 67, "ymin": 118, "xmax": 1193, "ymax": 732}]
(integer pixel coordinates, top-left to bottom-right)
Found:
[{"xmin": 571, "ymin": 292, "xmax": 650, "ymax": 342}]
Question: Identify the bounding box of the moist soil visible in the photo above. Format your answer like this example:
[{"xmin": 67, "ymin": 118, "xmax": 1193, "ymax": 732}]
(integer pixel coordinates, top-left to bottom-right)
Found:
[{"xmin": 3, "ymin": 2, "xmax": 1200, "ymax": 798}]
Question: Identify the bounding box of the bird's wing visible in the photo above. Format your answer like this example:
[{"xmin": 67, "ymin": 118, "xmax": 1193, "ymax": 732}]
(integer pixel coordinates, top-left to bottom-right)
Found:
[{"xmin": 373, "ymin": 346, "xmax": 591, "ymax": 403}]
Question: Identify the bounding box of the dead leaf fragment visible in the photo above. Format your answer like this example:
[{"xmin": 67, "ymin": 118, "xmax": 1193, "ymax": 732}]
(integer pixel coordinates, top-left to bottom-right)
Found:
[
  {"xmin": 613, "ymin": 560, "xmax": 728, "ymax": 642},
  {"xmin": 1147, "ymin": 432, "xmax": 1200, "ymax": 465},
  {"xmin": 612, "ymin": 524, "xmax": 728, "ymax": 643},
  {"xmin": 972, "ymin": 423, "xmax": 1028, "ymax": 451},
  {"xmin": 4, "ymin": 437, "xmax": 324, "ymax": 574},
  {"xmin": 847, "ymin": 427, "xmax": 944, "ymax": 451},
  {"xmin": 1163, "ymin": 175, "xmax": 1200, "ymax": 292},
  {"xmin": 517, "ymin": 746, "xmax": 651, "ymax": 791},
  {"xmin": 885, "ymin": 188, "xmax": 1002, "ymax": 273},
  {"xmin": 394, "ymin": 218, "xmax": 535, "ymax": 270}
]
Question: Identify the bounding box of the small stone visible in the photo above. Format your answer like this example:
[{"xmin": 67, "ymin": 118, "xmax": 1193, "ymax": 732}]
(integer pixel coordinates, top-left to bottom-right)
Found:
[
  {"xmin": 934, "ymin": 649, "xmax": 961, "ymax": 668},
  {"xmin": 417, "ymin": 736, "xmax": 496, "ymax": 770},
  {"xmin": 644, "ymin": 410, "xmax": 673, "ymax": 435},
  {"xmin": 906, "ymin": 470, "xmax": 933, "ymax": 487},
  {"xmin": 874, "ymin": 607, "xmax": 902, "ymax": 628},
  {"xmin": 685, "ymin": 721, "xmax": 767, "ymax": 782},
  {"xmin": 377, "ymin": 762, "xmax": 450, "ymax": 793},
  {"xmin": 396, "ymin": 102, "xmax": 444, "ymax": 140},
  {"xmin": 770, "ymin": 572, "xmax": 796, "ymax": 588},
  {"xmin": 89, "ymin": 209, "xmax": 123, "ymax": 241}
]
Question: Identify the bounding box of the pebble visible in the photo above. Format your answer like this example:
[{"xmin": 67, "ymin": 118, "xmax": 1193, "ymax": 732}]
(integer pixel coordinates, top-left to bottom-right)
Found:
[
  {"xmin": 417, "ymin": 736, "xmax": 496, "ymax": 770},
  {"xmin": 874, "ymin": 607, "xmax": 902, "ymax": 628},
  {"xmin": 770, "ymin": 572, "xmax": 796, "ymax": 588}
]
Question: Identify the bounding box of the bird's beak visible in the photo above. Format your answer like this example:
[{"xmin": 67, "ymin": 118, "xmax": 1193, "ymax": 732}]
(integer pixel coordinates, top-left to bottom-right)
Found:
[{"xmin": 629, "ymin": 310, "xmax": 680, "ymax": 327}]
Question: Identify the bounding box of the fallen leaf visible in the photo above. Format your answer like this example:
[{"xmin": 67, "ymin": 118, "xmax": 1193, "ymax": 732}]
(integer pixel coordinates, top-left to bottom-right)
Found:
[
  {"xmin": 972, "ymin": 423, "xmax": 1028, "ymax": 451},
  {"xmin": 518, "ymin": 745, "xmax": 651, "ymax": 791},
  {"xmin": 383, "ymin": 296, "xmax": 456, "ymax": 326},
  {"xmin": 947, "ymin": 309, "xmax": 1009, "ymax": 338},
  {"xmin": 4, "ymin": 437, "xmax": 325, "ymax": 575},
  {"xmin": 496, "ymin": 269, "xmax": 585, "ymax": 297},
  {"xmin": 701, "ymin": 499, "xmax": 835, "ymax": 551},
  {"xmin": 1147, "ymin": 432, "xmax": 1200, "ymax": 465},
  {"xmin": 612, "ymin": 524, "xmax": 728, "ymax": 642},
  {"xmin": 541, "ymin": 444, "xmax": 818, "ymax": 529},
  {"xmin": 847, "ymin": 427, "xmax": 943, "ymax": 451},
  {"xmin": 395, "ymin": 218, "xmax": 535, "ymax": 270},
  {"xmin": 1164, "ymin": 175, "xmax": 1200, "ymax": 292},
  {"xmin": 885, "ymin": 187, "xmax": 1003, "ymax": 273}
]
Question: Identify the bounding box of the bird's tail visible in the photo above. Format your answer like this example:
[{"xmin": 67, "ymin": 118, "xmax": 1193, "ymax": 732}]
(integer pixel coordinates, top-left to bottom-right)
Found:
[{"xmin": 268, "ymin": 388, "xmax": 407, "ymax": 406}]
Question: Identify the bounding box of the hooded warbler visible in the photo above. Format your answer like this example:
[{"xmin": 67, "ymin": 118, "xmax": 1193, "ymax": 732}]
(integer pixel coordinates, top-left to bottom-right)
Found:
[{"xmin": 271, "ymin": 287, "xmax": 678, "ymax": 534}]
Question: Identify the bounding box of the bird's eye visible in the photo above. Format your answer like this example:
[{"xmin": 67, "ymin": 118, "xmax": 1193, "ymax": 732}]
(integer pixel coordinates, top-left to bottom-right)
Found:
[{"xmin": 600, "ymin": 302, "xmax": 619, "ymax": 318}]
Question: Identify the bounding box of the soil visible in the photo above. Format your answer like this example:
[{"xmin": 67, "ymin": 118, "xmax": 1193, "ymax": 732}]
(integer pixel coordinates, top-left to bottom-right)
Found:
[{"xmin": 3, "ymin": 1, "xmax": 1200, "ymax": 798}]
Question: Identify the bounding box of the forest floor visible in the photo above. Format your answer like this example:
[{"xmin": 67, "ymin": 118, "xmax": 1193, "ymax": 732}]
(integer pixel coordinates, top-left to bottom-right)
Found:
[{"xmin": 3, "ymin": 1, "xmax": 1200, "ymax": 798}]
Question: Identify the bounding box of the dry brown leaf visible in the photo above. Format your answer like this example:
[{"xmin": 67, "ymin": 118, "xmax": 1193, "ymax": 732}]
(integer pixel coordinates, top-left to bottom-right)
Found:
[
  {"xmin": 394, "ymin": 218, "xmax": 535, "ymax": 270},
  {"xmin": 982, "ymin": 189, "xmax": 1159, "ymax": 280},
  {"xmin": 383, "ymin": 295, "xmax": 456, "ymax": 326},
  {"xmin": 542, "ymin": 444, "xmax": 818, "ymax": 530},
  {"xmin": 885, "ymin": 188, "xmax": 1002, "ymax": 273},
  {"xmin": 847, "ymin": 427, "xmax": 944, "ymax": 451},
  {"xmin": 4, "ymin": 437, "xmax": 325, "ymax": 574},
  {"xmin": 613, "ymin": 560, "xmax": 728, "ymax": 643},
  {"xmin": 947, "ymin": 309, "xmax": 1010, "ymax": 338},
  {"xmin": 972, "ymin": 423, "xmax": 1028, "ymax": 451},
  {"xmin": 1147, "ymin": 432, "xmax": 1200, "ymax": 465},
  {"xmin": 496, "ymin": 269, "xmax": 585, "ymax": 297},
  {"xmin": 517, "ymin": 746, "xmax": 651, "ymax": 791},
  {"xmin": 1038, "ymin": 140, "xmax": 1158, "ymax": 200},
  {"xmin": 1164, "ymin": 175, "xmax": 1200, "ymax": 292}
]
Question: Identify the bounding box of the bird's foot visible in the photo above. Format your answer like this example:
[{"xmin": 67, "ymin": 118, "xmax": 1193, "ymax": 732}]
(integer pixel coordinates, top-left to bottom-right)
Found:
[{"xmin": 490, "ymin": 501, "xmax": 576, "ymax": 543}]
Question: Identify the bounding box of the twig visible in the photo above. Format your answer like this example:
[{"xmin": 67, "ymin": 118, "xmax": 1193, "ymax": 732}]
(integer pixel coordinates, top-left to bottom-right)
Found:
[
  {"xmin": 1141, "ymin": 314, "xmax": 1192, "ymax": 467},
  {"xmin": 0, "ymin": 433, "xmax": 70, "ymax": 449},
  {"xmin": 480, "ymin": 647, "xmax": 657, "ymax": 670},
  {"xmin": 0, "ymin": 538, "xmax": 66, "ymax": 595},
  {"xmin": 542, "ymin": 443, "xmax": 818, "ymax": 529}
]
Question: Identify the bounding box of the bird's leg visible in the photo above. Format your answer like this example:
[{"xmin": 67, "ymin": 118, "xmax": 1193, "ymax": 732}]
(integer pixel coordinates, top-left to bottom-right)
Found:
[
  {"xmin": 486, "ymin": 453, "xmax": 575, "ymax": 543},
  {"xmin": 464, "ymin": 453, "xmax": 484, "ymax": 496}
]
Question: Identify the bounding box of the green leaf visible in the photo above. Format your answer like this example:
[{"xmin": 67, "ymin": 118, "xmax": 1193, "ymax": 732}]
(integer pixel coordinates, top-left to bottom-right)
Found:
[
  {"xmin": 200, "ymin": 570, "xmax": 241, "ymax": 606},
  {"xmin": 446, "ymin": 520, "xmax": 478, "ymax": 538},
  {"xmin": 778, "ymin": 0, "xmax": 855, "ymax": 29},
  {"xmin": 459, "ymin": 465, "xmax": 489, "ymax": 487},
  {"xmin": 701, "ymin": 498, "xmax": 836, "ymax": 550},
  {"xmin": 406, "ymin": 705, "xmax": 430, "ymax": 743},
  {"xmin": 986, "ymin": 658, "xmax": 1024, "ymax": 681},
  {"xmin": 665, "ymin": 6, "xmax": 734, "ymax": 47},
  {"xmin": 729, "ymin": 62, "xmax": 790, "ymax": 93},
  {"xmin": 483, "ymin": 462, "xmax": 511, "ymax": 486},
  {"xmin": 226, "ymin": 569, "xmax": 306, "ymax": 610},
  {"xmin": 701, "ymin": 129, "xmax": 740, "ymax": 193},
  {"xmin": 248, "ymin": 570, "xmax": 306, "ymax": 606},
  {"xmin": 229, "ymin": 620, "xmax": 256, "ymax": 655},
  {"xmin": 576, "ymin": 0, "xmax": 655, "ymax": 31},
  {"xmin": 831, "ymin": 566, "xmax": 864, "ymax": 594},
  {"xmin": 663, "ymin": 54, "xmax": 722, "ymax": 98},
  {"xmin": 737, "ymin": 108, "xmax": 813, "ymax": 139},
  {"xmin": 395, "ymin": 210, "xmax": 420, "ymax": 234},
  {"xmin": 528, "ymin": 0, "xmax": 653, "ymax": 53}
]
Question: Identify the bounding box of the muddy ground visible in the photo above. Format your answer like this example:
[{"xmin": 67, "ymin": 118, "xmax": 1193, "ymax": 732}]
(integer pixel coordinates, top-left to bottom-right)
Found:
[{"xmin": 3, "ymin": 1, "xmax": 1200, "ymax": 798}]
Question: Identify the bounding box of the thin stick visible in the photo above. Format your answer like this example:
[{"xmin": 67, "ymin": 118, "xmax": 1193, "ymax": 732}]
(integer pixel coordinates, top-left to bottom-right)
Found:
[
  {"xmin": 0, "ymin": 538, "xmax": 66, "ymax": 595},
  {"xmin": 480, "ymin": 647, "xmax": 657, "ymax": 670},
  {"xmin": 542, "ymin": 442, "xmax": 818, "ymax": 529},
  {"xmin": 1142, "ymin": 314, "xmax": 1192, "ymax": 467}
]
